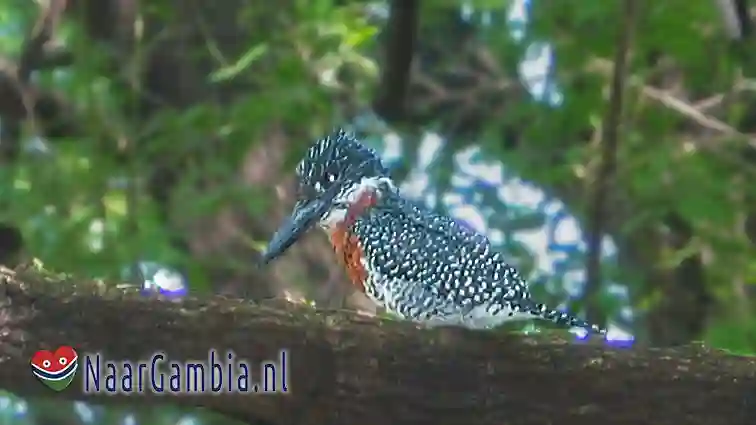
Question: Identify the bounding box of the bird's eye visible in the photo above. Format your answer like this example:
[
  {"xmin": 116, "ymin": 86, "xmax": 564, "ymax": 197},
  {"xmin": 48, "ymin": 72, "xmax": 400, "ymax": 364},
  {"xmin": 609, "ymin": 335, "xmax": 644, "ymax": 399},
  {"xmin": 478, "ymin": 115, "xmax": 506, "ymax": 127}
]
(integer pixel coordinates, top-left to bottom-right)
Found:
[{"xmin": 326, "ymin": 173, "xmax": 337, "ymax": 183}]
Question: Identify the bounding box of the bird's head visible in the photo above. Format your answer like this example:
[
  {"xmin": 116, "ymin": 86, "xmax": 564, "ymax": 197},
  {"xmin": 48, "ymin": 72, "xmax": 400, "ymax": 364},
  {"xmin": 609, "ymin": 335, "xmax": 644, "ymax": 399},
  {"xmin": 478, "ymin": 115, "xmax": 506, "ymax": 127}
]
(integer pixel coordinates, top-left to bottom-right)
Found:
[{"xmin": 260, "ymin": 129, "xmax": 393, "ymax": 264}]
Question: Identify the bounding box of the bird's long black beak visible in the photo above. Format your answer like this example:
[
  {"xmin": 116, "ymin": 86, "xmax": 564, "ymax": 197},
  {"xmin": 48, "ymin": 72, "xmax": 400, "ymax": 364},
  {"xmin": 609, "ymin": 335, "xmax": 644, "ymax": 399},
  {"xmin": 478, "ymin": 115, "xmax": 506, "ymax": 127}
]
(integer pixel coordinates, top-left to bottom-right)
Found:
[{"xmin": 259, "ymin": 183, "xmax": 342, "ymax": 265}]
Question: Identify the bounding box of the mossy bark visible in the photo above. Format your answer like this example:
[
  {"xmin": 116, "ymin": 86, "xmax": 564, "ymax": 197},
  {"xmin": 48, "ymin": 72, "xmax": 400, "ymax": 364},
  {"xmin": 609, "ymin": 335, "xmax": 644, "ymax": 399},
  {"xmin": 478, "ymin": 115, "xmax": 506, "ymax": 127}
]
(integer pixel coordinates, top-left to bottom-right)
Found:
[{"xmin": 0, "ymin": 265, "xmax": 753, "ymax": 425}]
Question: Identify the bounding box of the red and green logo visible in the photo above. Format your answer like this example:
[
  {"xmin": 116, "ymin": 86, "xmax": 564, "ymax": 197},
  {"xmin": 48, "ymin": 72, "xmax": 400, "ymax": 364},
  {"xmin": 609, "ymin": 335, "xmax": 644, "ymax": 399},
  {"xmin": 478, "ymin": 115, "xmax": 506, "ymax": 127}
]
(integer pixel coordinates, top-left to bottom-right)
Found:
[{"xmin": 30, "ymin": 346, "xmax": 78, "ymax": 391}]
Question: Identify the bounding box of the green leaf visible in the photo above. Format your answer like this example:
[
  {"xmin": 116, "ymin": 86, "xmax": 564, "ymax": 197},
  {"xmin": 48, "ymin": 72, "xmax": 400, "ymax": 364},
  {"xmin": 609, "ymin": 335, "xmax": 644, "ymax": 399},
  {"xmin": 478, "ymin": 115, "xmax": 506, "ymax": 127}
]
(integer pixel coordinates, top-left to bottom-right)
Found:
[
  {"xmin": 209, "ymin": 44, "xmax": 268, "ymax": 83},
  {"xmin": 704, "ymin": 320, "xmax": 756, "ymax": 356},
  {"xmin": 344, "ymin": 26, "xmax": 378, "ymax": 48}
]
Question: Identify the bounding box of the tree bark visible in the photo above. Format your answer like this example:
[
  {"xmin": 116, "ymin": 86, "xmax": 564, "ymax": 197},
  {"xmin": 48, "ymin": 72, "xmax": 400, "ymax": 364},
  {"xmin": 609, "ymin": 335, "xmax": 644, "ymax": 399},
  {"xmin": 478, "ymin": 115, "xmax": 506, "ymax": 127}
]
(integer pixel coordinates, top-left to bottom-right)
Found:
[{"xmin": 0, "ymin": 265, "xmax": 753, "ymax": 425}]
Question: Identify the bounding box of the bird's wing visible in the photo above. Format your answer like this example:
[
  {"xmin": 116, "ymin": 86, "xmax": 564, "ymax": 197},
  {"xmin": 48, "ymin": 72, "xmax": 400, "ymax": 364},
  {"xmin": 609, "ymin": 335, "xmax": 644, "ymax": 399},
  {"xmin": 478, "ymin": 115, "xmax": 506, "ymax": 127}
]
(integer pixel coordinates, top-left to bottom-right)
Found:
[{"xmin": 359, "ymin": 195, "xmax": 507, "ymax": 305}]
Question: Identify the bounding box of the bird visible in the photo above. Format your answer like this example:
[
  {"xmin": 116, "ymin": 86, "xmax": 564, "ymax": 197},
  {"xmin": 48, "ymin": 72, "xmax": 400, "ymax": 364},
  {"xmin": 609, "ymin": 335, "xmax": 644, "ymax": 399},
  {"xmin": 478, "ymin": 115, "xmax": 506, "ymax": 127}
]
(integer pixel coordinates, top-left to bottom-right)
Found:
[{"xmin": 260, "ymin": 128, "xmax": 606, "ymax": 335}]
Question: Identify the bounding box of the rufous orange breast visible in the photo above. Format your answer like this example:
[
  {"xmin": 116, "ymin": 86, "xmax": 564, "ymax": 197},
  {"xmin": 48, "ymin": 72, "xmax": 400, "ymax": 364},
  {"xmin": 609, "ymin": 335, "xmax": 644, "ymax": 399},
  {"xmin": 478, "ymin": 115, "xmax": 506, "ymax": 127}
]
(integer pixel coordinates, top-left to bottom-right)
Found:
[
  {"xmin": 327, "ymin": 189, "xmax": 379, "ymax": 292},
  {"xmin": 329, "ymin": 228, "xmax": 369, "ymax": 292}
]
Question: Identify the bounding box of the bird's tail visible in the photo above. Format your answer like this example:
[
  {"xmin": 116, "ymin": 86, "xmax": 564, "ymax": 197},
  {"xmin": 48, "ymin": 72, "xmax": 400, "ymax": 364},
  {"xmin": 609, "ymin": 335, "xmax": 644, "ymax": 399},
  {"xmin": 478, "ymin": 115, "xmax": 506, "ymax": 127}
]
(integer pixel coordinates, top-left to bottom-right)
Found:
[{"xmin": 530, "ymin": 303, "xmax": 606, "ymax": 335}]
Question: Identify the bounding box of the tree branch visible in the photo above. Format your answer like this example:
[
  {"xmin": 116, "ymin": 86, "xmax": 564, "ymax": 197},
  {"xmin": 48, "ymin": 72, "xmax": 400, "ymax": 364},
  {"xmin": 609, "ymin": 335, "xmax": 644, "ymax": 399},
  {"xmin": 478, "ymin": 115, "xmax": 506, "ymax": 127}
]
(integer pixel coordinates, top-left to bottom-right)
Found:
[
  {"xmin": 714, "ymin": 0, "xmax": 752, "ymax": 39},
  {"xmin": 372, "ymin": 0, "xmax": 419, "ymax": 123},
  {"xmin": 584, "ymin": 0, "xmax": 635, "ymax": 326},
  {"xmin": 18, "ymin": 0, "xmax": 68, "ymax": 79},
  {"xmin": 0, "ymin": 266, "xmax": 753, "ymax": 425},
  {"xmin": 0, "ymin": 0, "xmax": 72, "ymax": 265}
]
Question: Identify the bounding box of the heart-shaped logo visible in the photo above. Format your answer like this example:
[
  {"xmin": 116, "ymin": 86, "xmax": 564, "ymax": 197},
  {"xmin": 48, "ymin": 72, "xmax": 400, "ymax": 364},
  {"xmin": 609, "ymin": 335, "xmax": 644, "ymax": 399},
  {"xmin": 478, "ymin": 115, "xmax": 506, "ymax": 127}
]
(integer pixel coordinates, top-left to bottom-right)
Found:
[{"xmin": 30, "ymin": 346, "xmax": 78, "ymax": 391}]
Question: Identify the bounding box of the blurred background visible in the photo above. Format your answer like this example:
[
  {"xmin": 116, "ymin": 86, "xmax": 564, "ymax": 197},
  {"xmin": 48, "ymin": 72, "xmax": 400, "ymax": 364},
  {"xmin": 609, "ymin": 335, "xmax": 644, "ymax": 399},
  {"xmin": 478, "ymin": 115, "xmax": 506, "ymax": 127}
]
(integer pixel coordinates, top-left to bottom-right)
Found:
[{"xmin": 1, "ymin": 0, "xmax": 755, "ymax": 424}]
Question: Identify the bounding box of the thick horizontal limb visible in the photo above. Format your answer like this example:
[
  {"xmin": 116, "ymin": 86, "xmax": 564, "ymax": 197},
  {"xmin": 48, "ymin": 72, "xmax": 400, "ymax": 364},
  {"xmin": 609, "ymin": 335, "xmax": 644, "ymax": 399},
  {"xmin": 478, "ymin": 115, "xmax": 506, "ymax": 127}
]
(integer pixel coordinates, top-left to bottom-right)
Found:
[{"xmin": 0, "ymin": 266, "xmax": 753, "ymax": 425}]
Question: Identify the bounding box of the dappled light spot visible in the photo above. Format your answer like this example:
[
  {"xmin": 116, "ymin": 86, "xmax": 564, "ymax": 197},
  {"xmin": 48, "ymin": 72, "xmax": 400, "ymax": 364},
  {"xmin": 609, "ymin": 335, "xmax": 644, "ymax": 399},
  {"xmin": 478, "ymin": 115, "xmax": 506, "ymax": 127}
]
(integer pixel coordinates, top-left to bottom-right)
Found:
[
  {"xmin": 570, "ymin": 325, "xmax": 635, "ymax": 348},
  {"xmin": 454, "ymin": 219, "xmax": 476, "ymax": 233},
  {"xmin": 123, "ymin": 262, "xmax": 188, "ymax": 298},
  {"xmin": 281, "ymin": 289, "xmax": 313, "ymax": 306},
  {"xmin": 73, "ymin": 401, "xmax": 94, "ymax": 423}
]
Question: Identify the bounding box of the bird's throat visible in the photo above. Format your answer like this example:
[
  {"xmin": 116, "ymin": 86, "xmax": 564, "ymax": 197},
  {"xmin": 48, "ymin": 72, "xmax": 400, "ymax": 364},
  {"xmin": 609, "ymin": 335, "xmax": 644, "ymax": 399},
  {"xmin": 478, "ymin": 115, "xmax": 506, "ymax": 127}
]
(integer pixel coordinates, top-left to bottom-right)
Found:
[
  {"xmin": 342, "ymin": 189, "xmax": 378, "ymax": 229},
  {"xmin": 326, "ymin": 189, "xmax": 379, "ymax": 292}
]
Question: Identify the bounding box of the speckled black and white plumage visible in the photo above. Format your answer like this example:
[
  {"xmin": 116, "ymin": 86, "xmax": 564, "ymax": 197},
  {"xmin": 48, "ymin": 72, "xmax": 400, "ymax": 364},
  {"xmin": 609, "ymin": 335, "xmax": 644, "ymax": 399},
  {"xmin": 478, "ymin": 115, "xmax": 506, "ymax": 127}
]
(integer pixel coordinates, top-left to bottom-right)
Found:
[
  {"xmin": 294, "ymin": 129, "xmax": 605, "ymax": 334},
  {"xmin": 294, "ymin": 129, "xmax": 388, "ymax": 206}
]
